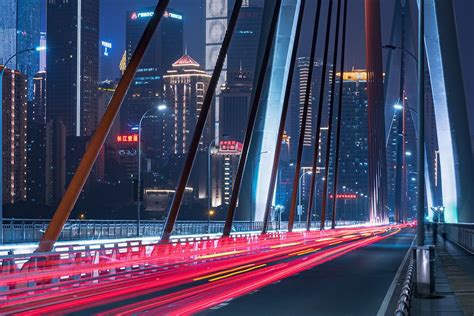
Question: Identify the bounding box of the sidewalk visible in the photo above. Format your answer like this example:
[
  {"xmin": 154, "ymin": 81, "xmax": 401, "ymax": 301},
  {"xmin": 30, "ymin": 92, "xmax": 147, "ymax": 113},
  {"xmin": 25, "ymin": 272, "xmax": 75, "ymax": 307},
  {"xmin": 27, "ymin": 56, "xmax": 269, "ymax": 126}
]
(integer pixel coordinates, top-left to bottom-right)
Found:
[{"xmin": 411, "ymin": 233, "xmax": 474, "ymax": 315}]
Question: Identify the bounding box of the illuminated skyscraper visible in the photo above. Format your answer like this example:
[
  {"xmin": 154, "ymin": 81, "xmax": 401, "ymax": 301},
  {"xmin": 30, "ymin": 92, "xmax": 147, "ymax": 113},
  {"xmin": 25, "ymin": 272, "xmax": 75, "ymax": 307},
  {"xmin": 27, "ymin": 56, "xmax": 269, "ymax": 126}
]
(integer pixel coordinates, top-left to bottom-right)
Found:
[
  {"xmin": 163, "ymin": 54, "xmax": 211, "ymax": 154},
  {"xmin": 27, "ymin": 71, "xmax": 47, "ymax": 204},
  {"xmin": 0, "ymin": 0, "xmax": 41, "ymax": 100},
  {"xmin": 123, "ymin": 7, "xmax": 183, "ymax": 133},
  {"xmin": 334, "ymin": 70, "xmax": 369, "ymax": 221},
  {"xmin": 46, "ymin": 0, "xmax": 99, "ymax": 137},
  {"xmin": 211, "ymin": 141, "xmax": 243, "ymax": 207},
  {"xmin": 1, "ymin": 67, "xmax": 28, "ymax": 204}
]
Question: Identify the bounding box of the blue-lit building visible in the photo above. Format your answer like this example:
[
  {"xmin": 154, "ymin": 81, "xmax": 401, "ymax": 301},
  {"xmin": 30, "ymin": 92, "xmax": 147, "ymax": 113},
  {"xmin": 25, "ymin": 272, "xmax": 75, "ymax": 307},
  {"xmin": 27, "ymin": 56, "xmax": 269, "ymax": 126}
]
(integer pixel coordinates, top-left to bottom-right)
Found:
[
  {"xmin": 0, "ymin": 0, "xmax": 41, "ymax": 100},
  {"xmin": 46, "ymin": 0, "xmax": 100, "ymax": 137},
  {"xmin": 122, "ymin": 7, "xmax": 183, "ymax": 134}
]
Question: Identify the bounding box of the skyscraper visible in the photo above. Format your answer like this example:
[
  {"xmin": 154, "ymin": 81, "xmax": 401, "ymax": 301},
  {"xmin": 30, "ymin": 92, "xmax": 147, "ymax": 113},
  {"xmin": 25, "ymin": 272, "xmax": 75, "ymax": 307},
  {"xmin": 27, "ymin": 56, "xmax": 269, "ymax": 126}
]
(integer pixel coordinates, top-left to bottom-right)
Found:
[
  {"xmin": 334, "ymin": 69, "xmax": 369, "ymax": 221},
  {"xmin": 163, "ymin": 54, "xmax": 211, "ymax": 154},
  {"xmin": 123, "ymin": 7, "xmax": 183, "ymax": 133},
  {"xmin": 227, "ymin": 4, "xmax": 263, "ymax": 81},
  {"xmin": 46, "ymin": 0, "xmax": 99, "ymax": 137},
  {"xmin": 1, "ymin": 67, "xmax": 28, "ymax": 204},
  {"xmin": 211, "ymin": 140, "xmax": 243, "ymax": 207},
  {"xmin": 0, "ymin": 0, "xmax": 41, "ymax": 100},
  {"xmin": 219, "ymin": 69, "xmax": 253, "ymax": 141},
  {"xmin": 287, "ymin": 57, "xmax": 324, "ymax": 163},
  {"xmin": 27, "ymin": 71, "xmax": 47, "ymax": 204}
]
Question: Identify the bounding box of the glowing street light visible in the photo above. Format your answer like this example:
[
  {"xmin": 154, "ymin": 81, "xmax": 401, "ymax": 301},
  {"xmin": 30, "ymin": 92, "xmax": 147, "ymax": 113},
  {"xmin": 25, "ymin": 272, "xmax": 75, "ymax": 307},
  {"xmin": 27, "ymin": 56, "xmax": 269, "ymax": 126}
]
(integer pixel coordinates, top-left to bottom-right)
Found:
[{"xmin": 393, "ymin": 103, "xmax": 403, "ymax": 111}]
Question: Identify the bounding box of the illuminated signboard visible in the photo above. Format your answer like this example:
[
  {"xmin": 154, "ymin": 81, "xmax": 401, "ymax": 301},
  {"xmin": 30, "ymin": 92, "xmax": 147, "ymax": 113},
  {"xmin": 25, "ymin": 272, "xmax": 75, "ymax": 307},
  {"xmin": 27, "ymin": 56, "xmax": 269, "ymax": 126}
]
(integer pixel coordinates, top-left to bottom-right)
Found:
[
  {"xmin": 329, "ymin": 194, "xmax": 358, "ymax": 200},
  {"xmin": 219, "ymin": 141, "xmax": 243, "ymax": 154},
  {"xmin": 117, "ymin": 134, "xmax": 139, "ymax": 143},
  {"xmin": 101, "ymin": 41, "xmax": 112, "ymax": 56},
  {"xmin": 130, "ymin": 11, "xmax": 182, "ymax": 20}
]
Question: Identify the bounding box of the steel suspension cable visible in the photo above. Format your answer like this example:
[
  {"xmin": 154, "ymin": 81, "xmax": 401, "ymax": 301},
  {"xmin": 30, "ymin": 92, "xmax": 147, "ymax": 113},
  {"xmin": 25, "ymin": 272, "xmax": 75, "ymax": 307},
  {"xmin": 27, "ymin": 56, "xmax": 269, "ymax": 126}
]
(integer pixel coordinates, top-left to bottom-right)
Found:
[
  {"xmin": 36, "ymin": 0, "xmax": 171, "ymax": 253},
  {"xmin": 330, "ymin": 0, "xmax": 348, "ymax": 229},
  {"xmin": 161, "ymin": 0, "xmax": 244, "ymax": 242},
  {"xmin": 223, "ymin": 0, "xmax": 283, "ymax": 237},
  {"xmin": 320, "ymin": 0, "xmax": 343, "ymax": 230},
  {"xmin": 306, "ymin": 1, "xmax": 335, "ymax": 231},
  {"xmin": 287, "ymin": 0, "xmax": 323, "ymax": 232}
]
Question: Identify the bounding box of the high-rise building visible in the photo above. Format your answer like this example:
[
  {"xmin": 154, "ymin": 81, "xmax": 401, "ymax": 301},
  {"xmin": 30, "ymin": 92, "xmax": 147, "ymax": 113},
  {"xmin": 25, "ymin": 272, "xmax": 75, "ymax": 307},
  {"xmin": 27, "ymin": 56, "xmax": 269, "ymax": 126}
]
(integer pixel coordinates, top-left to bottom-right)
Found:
[
  {"xmin": 99, "ymin": 40, "xmax": 114, "ymax": 81},
  {"xmin": 0, "ymin": 0, "xmax": 41, "ymax": 100},
  {"xmin": 123, "ymin": 7, "xmax": 183, "ymax": 133},
  {"xmin": 287, "ymin": 57, "xmax": 324, "ymax": 163},
  {"xmin": 219, "ymin": 69, "xmax": 253, "ymax": 141},
  {"xmin": 1, "ymin": 67, "xmax": 28, "ymax": 204},
  {"xmin": 211, "ymin": 140, "xmax": 243, "ymax": 207},
  {"xmin": 334, "ymin": 69, "xmax": 369, "ymax": 221},
  {"xmin": 163, "ymin": 54, "xmax": 211, "ymax": 154},
  {"xmin": 46, "ymin": 0, "xmax": 99, "ymax": 137},
  {"xmin": 227, "ymin": 4, "xmax": 263, "ymax": 81},
  {"xmin": 45, "ymin": 120, "xmax": 66, "ymax": 206},
  {"xmin": 27, "ymin": 71, "xmax": 47, "ymax": 204}
]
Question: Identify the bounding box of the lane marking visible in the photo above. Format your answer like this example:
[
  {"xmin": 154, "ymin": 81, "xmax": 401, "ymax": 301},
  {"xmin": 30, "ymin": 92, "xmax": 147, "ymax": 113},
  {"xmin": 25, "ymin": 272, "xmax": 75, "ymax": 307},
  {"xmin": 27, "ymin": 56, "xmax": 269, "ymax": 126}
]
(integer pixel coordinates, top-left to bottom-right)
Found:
[
  {"xmin": 208, "ymin": 264, "xmax": 267, "ymax": 282},
  {"xmin": 376, "ymin": 234, "xmax": 415, "ymax": 316},
  {"xmin": 196, "ymin": 250, "xmax": 246, "ymax": 260},
  {"xmin": 270, "ymin": 242, "xmax": 302, "ymax": 249},
  {"xmin": 193, "ymin": 264, "xmax": 256, "ymax": 281}
]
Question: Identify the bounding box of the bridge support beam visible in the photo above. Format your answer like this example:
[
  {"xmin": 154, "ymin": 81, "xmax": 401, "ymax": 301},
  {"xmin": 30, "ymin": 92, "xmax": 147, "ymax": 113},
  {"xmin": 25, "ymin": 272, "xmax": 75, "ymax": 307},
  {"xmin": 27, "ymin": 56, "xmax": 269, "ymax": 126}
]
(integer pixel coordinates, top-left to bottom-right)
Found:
[
  {"xmin": 364, "ymin": 0, "xmax": 388, "ymax": 223},
  {"xmin": 35, "ymin": 0, "xmax": 171, "ymax": 253}
]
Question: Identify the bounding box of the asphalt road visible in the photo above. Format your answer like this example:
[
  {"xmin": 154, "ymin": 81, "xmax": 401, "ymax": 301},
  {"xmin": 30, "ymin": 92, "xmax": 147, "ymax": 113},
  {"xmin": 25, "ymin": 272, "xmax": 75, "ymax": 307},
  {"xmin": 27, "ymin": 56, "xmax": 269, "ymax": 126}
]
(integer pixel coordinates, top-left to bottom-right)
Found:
[
  {"xmin": 202, "ymin": 229, "xmax": 415, "ymax": 316},
  {"xmin": 0, "ymin": 226, "xmax": 413, "ymax": 315}
]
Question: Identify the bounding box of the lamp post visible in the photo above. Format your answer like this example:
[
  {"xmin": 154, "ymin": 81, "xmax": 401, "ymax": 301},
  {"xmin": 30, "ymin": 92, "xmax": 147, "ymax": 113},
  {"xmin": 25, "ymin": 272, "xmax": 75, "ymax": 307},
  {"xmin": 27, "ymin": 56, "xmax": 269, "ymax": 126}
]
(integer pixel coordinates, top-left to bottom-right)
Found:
[
  {"xmin": 207, "ymin": 209, "xmax": 215, "ymax": 233},
  {"xmin": 298, "ymin": 170, "xmax": 312, "ymax": 226},
  {"xmin": 136, "ymin": 104, "xmax": 167, "ymax": 236},
  {"xmin": 0, "ymin": 46, "xmax": 45, "ymax": 244}
]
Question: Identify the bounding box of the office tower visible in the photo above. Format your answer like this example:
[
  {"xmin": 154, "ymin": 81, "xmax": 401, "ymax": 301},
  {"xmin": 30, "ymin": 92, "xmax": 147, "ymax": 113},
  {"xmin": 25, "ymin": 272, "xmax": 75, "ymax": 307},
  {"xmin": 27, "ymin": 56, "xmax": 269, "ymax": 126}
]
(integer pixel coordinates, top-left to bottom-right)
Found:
[
  {"xmin": 163, "ymin": 54, "xmax": 211, "ymax": 154},
  {"xmin": 287, "ymin": 57, "xmax": 324, "ymax": 163},
  {"xmin": 46, "ymin": 0, "xmax": 99, "ymax": 137},
  {"xmin": 123, "ymin": 7, "xmax": 183, "ymax": 133},
  {"xmin": 1, "ymin": 67, "xmax": 28, "ymax": 204},
  {"xmin": 334, "ymin": 69, "xmax": 369, "ymax": 221},
  {"xmin": 45, "ymin": 120, "xmax": 66, "ymax": 206},
  {"xmin": 99, "ymin": 40, "xmax": 114, "ymax": 81},
  {"xmin": 210, "ymin": 140, "xmax": 243, "ymax": 207},
  {"xmin": 219, "ymin": 69, "xmax": 253, "ymax": 141},
  {"xmin": 227, "ymin": 5, "xmax": 263, "ymax": 81},
  {"xmin": 0, "ymin": 0, "xmax": 41, "ymax": 100},
  {"xmin": 27, "ymin": 71, "xmax": 47, "ymax": 204}
]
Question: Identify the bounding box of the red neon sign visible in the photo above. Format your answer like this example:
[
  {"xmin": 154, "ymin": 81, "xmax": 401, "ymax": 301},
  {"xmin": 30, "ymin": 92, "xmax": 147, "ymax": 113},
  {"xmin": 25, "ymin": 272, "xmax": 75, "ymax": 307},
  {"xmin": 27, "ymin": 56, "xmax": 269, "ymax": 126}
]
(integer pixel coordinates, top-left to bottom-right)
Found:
[
  {"xmin": 219, "ymin": 140, "xmax": 243, "ymax": 153},
  {"xmin": 329, "ymin": 194, "xmax": 358, "ymax": 200},
  {"xmin": 117, "ymin": 134, "xmax": 139, "ymax": 143}
]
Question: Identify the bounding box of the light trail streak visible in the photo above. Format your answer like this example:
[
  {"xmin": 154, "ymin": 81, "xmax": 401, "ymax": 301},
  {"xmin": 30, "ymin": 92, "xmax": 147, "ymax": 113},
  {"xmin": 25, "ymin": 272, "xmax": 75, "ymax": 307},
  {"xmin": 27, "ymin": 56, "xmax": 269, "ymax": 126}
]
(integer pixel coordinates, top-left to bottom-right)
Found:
[{"xmin": 0, "ymin": 224, "xmax": 409, "ymax": 315}]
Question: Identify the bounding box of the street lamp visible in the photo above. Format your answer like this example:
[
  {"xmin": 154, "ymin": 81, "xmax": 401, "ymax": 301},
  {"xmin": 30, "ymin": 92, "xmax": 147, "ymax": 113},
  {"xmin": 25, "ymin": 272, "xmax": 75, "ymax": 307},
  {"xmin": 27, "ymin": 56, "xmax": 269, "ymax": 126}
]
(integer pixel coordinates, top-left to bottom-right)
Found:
[
  {"xmin": 207, "ymin": 209, "xmax": 215, "ymax": 233},
  {"xmin": 0, "ymin": 46, "xmax": 46, "ymax": 244},
  {"xmin": 382, "ymin": 44, "xmax": 418, "ymax": 63},
  {"xmin": 136, "ymin": 104, "xmax": 167, "ymax": 236},
  {"xmin": 298, "ymin": 170, "xmax": 312, "ymax": 225}
]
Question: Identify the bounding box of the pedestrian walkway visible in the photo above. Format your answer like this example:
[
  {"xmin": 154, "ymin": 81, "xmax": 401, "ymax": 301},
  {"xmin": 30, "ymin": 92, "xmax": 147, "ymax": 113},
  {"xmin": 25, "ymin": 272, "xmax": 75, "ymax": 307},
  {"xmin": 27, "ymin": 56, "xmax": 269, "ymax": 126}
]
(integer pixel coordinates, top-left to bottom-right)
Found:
[{"xmin": 411, "ymin": 233, "xmax": 474, "ymax": 315}]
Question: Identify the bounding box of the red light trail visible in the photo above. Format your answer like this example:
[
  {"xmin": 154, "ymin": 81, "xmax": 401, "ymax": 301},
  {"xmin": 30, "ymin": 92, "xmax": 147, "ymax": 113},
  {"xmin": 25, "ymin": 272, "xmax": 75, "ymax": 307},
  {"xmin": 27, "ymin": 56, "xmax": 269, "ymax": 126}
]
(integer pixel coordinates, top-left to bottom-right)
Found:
[{"xmin": 0, "ymin": 224, "xmax": 408, "ymax": 315}]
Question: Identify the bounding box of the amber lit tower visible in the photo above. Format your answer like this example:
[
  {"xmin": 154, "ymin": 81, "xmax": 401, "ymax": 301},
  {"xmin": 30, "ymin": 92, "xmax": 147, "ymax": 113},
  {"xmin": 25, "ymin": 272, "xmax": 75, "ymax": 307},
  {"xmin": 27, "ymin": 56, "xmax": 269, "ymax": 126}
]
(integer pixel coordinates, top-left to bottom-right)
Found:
[
  {"xmin": 1, "ymin": 67, "xmax": 28, "ymax": 204},
  {"xmin": 163, "ymin": 54, "xmax": 211, "ymax": 154}
]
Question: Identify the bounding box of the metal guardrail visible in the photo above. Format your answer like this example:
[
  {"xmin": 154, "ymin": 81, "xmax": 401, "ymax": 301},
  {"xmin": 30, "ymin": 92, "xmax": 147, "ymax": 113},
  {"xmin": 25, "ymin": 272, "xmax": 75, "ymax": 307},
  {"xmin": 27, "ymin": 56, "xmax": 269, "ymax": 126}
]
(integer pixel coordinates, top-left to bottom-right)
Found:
[
  {"xmin": 394, "ymin": 257, "xmax": 415, "ymax": 316},
  {"xmin": 440, "ymin": 223, "xmax": 474, "ymax": 253},
  {"xmin": 1, "ymin": 218, "xmax": 365, "ymax": 244}
]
